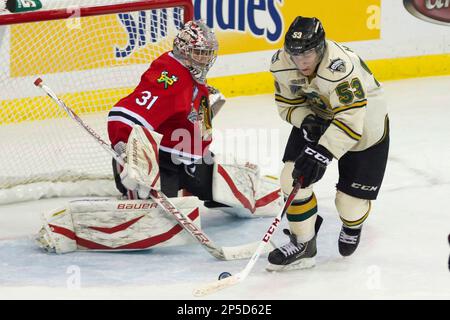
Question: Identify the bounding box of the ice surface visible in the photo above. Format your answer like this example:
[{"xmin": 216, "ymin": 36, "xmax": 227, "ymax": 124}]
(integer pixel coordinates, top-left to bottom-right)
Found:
[{"xmin": 0, "ymin": 76, "xmax": 449, "ymax": 299}]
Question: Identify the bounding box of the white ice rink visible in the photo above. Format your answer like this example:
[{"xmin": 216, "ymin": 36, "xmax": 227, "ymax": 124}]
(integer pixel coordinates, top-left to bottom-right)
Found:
[{"xmin": 0, "ymin": 76, "xmax": 449, "ymax": 299}]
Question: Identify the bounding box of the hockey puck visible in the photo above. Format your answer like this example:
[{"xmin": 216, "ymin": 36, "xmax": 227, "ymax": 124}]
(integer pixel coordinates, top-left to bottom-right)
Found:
[{"xmin": 218, "ymin": 272, "xmax": 232, "ymax": 280}]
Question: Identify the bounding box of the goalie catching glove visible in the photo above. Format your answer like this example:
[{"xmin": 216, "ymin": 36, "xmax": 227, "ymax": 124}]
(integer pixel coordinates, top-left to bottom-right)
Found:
[
  {"xmin": 118, "ymin": 125, "xmax": 162, "ymax": 198},
  {"xmin": 207, "ymin": 85, "xmax": 226, "ymax": 118}
]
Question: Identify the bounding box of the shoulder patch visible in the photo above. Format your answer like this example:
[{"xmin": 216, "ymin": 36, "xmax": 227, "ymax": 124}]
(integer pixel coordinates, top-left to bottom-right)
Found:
[
  {"xmin": 327, "ymin": 58, "xmax": 346, "ymax": 73},
  {"xmin": 271, "ymin": 50, "xmax": 281, "ymax": 64},
  {"xmin": 157, "ymin": 71, "xmax": 178, "ymax": 89}
]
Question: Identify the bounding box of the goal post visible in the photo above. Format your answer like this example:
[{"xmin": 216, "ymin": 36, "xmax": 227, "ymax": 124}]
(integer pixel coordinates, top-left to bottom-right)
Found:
[
  {"xmin": 0, "ymin": 0, "xmax": 194, "ymax": 25},
  {"xmin": 0, "ymin": 0, "xmax": 194, "ymax": 204}
]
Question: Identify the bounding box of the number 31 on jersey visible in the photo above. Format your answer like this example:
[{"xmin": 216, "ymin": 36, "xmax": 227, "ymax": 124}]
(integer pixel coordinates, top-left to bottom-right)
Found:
[{"xmin": 136, "ymin": 91, "xmax": 159, "ymax": 110}]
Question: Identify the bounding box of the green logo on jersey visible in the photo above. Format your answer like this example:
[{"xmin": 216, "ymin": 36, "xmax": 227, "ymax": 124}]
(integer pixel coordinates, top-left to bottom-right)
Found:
[{"xmin": 157, "ymin": 71, "xmax": 178, "ymax": 89}]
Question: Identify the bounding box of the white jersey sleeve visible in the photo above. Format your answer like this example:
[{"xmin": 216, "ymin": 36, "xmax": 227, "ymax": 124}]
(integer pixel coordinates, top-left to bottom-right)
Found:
[{"xmin": 270, "ymin": 50, "xmax": 313, "ymax": 128}]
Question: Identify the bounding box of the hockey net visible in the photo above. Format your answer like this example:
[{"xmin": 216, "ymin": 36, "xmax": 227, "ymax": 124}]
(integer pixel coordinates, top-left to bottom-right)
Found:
[{"xmin": 0, "ymin": 0, "xmax": 193, "ymax": 204}]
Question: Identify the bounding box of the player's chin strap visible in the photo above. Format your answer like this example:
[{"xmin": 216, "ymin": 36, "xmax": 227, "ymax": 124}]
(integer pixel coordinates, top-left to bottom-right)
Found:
[{"xmin": 34, "ymin": 77, "xmax": 273, "ymax": 261}]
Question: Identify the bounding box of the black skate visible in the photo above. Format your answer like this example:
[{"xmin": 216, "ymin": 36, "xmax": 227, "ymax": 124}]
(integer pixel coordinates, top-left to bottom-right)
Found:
[
  {"xmin": 338, "ymin": 224, "xmax": 362, "ymax": 257},
  {"xmin": 266, "ymin": 215, "xmax": 323, "ymax": 271}
]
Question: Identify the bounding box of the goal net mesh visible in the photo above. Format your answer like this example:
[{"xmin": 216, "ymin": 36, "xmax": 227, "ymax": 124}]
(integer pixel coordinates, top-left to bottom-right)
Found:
[{"xmin": 0, "ymin": 0, "xmax": 191, "ymax": 203}]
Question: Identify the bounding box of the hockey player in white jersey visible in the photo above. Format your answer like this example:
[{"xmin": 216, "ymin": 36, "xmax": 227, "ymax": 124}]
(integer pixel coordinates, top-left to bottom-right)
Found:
[{"xmin": 267, "ymin": 16, "xmax": 389, "ymax": 271}]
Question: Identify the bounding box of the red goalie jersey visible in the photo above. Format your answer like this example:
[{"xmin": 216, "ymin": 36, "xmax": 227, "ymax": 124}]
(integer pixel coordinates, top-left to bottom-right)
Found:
[{"xmin": 107, "ymin": 51, "xmax": 212, "ymax": 162}]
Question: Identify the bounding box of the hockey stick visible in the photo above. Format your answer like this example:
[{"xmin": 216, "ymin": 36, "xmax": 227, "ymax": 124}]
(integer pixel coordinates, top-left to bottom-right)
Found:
[
  {"xmin": 192, "ymin": 179, "xmax": 302, "ymax": 296},
  {"xmin": 33, "ymin": 77, "xmax": 274, "ymax": 261}
]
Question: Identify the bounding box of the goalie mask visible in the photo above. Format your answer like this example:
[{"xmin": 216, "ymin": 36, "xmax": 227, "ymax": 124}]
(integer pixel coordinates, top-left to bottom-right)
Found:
[{"xmin": 173, "ymin": 20, "xmax": 218, "ymax": 84}]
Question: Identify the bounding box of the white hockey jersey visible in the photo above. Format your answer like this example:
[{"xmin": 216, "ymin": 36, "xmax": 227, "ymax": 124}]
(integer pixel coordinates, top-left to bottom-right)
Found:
[{"xmin": 270, "ymin": 40, "xmax": 389, "ymax": 159}]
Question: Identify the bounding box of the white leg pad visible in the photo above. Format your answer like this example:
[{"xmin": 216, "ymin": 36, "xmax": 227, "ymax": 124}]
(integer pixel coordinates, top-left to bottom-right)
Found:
[
  {"xmin": 36, "ymin": 196, "xmax": 202, "ymax": 253},
  {"xmin": 212, "ymin": 154, "xmax": 282, "ymax": 218}
]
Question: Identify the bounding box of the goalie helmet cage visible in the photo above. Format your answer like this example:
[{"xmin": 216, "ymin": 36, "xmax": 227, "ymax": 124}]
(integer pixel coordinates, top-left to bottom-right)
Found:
[{"xmin": 0, "ymin": 0, "xmax": 193, "ymax": 204}]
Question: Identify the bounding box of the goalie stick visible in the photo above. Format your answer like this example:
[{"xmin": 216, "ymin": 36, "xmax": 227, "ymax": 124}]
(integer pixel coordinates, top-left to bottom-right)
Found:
[
  {"xmin": 33, "ymin": 77, "xmax": 274, "ymax": 261},
  {"xmin": 192, "ymin": 180, "xmax": 302, "ymax": 296}
]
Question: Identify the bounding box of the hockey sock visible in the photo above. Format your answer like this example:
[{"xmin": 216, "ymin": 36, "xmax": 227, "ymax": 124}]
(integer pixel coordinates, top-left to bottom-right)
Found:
[
  {"xmin": 340, "ymin": 201, "xmax": 371, "ymax": 228},
  {"xmin": 286, "ymin": 193, "xmax": 318, "ymax": 243}
]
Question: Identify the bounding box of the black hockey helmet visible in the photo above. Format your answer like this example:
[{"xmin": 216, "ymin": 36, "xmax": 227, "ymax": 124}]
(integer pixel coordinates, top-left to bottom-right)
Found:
[{"xmin": 284, "ymin": 16, "xmax": 325, "ymax": 56}]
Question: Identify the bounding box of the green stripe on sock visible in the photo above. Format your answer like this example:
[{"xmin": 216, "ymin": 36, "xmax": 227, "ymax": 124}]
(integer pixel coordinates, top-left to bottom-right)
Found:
[{"xmin": 287, "ymin": 207, "xmax": 317, "ymax": 222}]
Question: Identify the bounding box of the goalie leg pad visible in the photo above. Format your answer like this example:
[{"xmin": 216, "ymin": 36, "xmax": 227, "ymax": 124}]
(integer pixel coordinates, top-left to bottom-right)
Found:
[
  {"xmin": 36, "ymin": 197, "xmax": 202, "ymax": 253},
  {"xmin": 211, "ymin": 155, "xmax": 282, "ymax": 218},
  {"xmin": 36, "ymin": 207, "xmax": 77, "ymax": 254}
]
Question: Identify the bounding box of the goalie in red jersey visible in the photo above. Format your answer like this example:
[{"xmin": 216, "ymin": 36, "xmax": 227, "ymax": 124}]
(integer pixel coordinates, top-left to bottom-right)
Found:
[
  {"xmin": 107, "ymin": 20, "xmax": 282, "ymax": 217},
  {"xmin": 36, "ymin": 20, "xmax": 282, "ymax": 255},
  {"xmin": 108, "ymin": 20, "xmax": 219, "ymax": 202}
]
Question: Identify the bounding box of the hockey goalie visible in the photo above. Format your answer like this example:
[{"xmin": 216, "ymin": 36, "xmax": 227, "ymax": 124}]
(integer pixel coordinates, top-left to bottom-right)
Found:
[{"xmin": 36, "ymin": 20, "xmax": 282, "ymax": 255}]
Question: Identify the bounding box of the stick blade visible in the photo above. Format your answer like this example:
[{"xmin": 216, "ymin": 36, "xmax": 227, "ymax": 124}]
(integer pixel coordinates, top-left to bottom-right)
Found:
[
  {"xmin": 222, "ymin": 240, "xmax": 275, "ymax": 260},
  {"xmin": 193, "ymin": 273, "xmax": 241, "ymax": 297}
]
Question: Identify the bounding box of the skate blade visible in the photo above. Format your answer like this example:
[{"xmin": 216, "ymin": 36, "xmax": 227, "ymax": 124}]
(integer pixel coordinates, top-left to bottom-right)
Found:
[{"xmin": 265, "ymin": 257, "xmax": 316, "ymax": 272}]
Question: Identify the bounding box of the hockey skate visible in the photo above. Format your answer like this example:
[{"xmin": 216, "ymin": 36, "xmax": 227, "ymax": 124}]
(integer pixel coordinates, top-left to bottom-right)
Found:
[
  {"xmin": 338, "ymin": 224, "xmax": 362, "ymax": 257},
  {"xmin": 266, "ymin": 215, "xmax": 323, "ymax": 271}
]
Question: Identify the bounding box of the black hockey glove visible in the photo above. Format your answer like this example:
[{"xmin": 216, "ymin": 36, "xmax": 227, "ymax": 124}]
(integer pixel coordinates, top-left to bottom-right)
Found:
[
  {"xmin": 293, "ymin": 144, "xmax": 333, "ymax": 188},
  {"xmin": 300, "ymin": 115, "xmax": 330, "ymax": 145}
]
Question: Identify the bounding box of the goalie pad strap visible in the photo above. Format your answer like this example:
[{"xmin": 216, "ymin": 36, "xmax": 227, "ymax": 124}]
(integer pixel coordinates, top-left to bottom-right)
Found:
[
  {"xmin": 255, "ymin": 190, "xmax": 284, "ymax": 208},
  {"xmin": 48, "ymin": 224, "xmax": 76, "ymax": 241}
]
